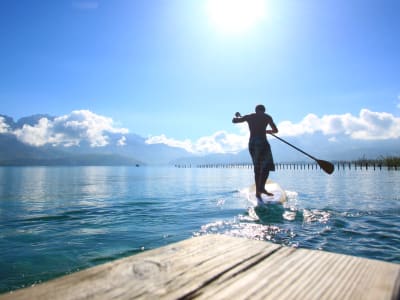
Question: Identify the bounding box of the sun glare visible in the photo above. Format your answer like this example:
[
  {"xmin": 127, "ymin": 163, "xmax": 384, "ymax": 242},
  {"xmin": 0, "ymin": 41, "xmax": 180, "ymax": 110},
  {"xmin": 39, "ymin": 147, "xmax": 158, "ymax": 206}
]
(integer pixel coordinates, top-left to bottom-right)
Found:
[{"xmin": 206, "ymin": 0, "xmax": 266, "ymax": 34}]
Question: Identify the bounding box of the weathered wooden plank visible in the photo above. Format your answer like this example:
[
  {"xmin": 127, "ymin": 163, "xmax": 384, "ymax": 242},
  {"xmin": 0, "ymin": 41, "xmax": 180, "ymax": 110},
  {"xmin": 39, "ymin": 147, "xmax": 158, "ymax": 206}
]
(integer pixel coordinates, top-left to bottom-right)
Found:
[
  {"xmin": 0, "ymin": 235, "xmax": 280, "ymax": 300},
  {"xmin": 180, "ymin": 242, "xmax": 400, "ymax": 300},
  {"xmin": 0, "ymin": 235, "xmax": 398, "ymax": 300}
]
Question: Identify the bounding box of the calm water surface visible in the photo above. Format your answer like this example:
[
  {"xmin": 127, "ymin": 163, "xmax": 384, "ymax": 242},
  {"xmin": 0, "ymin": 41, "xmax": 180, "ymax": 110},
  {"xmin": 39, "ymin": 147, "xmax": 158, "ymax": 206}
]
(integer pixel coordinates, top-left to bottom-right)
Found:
[{"xmin": 0, "ymin": 166, "xmax": 399, "ymax": 293}]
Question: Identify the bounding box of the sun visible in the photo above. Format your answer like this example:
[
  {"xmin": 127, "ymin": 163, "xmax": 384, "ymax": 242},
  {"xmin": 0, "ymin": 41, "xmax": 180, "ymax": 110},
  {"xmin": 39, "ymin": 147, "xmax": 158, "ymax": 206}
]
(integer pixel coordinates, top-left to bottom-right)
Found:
[{"xmin": 206, "ymin": 0, "xmax": 266, "ymax": 34}]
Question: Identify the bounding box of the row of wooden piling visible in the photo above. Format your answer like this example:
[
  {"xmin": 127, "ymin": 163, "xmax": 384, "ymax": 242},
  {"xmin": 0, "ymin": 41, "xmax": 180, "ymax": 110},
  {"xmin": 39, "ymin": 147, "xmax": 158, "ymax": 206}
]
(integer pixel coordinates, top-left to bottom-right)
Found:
[{"xmin": 174, "ymin": 163, "xmax": 399, "ymax": 171}]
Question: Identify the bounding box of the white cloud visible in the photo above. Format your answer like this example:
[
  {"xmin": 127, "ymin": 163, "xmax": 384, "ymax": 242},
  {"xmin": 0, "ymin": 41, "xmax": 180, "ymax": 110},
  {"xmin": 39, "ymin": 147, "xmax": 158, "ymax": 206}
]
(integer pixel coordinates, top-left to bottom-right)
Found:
[
  {"xmin": 328, "ymin": 137, "xmax": 338, "ymax": 143},
  {"xmin": 0, "ymin": 117, "xmax": 10, "ymax": 134},
  {"xmin": 146, "ymin": 109, "xmax": 400, "ymax": 155},
  {"xmin": 351, "ymin": 109, "xmax": 400, "ymax": 140},
  {"xmin": 14, "ymin": 118, "xmax": 56, "ymax": 147},
  {"xmin": 7, "ymin": 108, "xmax": 399, "ymax": 154},
  {"xmin": 146, "ymin": 134, "xmax": 194, "ymax": 152},
  {"xmin": 279, "ymin": 109, "xmax": 400, "ymax": 140},
  {"xmin": 117, "ymin": 136, "xmax": 127, "ymax": 146},
  {"xmin": 194, "ymin": 130, "xmax": 247, "ymax": 154},
  {"xmin": 146, "ymin": 130, "xmax": 248, "ymax": 154},
  {"xmin": 13, "ymin": 110, "xmax": 129, "ymax": 147}
]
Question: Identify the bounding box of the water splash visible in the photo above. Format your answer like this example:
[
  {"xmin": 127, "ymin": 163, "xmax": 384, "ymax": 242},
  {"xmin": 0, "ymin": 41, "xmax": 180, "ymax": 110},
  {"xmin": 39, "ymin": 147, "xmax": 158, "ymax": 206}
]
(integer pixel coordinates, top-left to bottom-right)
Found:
[{"xmin": 302, "ymin": 209, "xmax": 331, "ymax": 224}]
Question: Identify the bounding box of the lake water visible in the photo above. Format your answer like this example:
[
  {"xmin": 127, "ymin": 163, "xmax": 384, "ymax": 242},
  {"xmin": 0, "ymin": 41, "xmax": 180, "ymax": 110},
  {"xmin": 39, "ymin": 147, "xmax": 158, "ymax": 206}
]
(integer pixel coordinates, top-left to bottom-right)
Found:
[{"xmin": 0, "ymin": 166, "xmax": 399, "ymax": 293}]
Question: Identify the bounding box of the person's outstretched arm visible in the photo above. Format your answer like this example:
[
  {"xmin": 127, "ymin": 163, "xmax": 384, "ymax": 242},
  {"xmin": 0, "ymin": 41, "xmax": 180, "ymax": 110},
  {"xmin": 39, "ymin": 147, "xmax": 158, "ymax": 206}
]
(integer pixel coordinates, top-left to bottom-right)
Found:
[{"xmin": 232, "ymin": 112, "xmax": 246, "ymax": 123}]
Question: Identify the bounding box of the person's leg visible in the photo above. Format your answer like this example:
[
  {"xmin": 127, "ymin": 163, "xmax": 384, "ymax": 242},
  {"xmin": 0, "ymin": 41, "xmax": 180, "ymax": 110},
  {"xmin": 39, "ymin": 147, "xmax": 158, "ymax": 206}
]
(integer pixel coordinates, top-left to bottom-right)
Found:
[
  {"xmin": 254, "ymin": 164, "xmax": 262, "ymax": 197},
  {"xmin": 260, "ymin": 170, "xmax": 269, "ymax": 189},
  {"xmin": 259, "ymin": 142, "xmax": 274, "ymax": 196},
  {"xmin": 260, "ymin": 170, "xmax": 273, "ymax": 196},
  {"xmin": 249, "ymin": 140, "xmax": 262, "ymax": 197}
]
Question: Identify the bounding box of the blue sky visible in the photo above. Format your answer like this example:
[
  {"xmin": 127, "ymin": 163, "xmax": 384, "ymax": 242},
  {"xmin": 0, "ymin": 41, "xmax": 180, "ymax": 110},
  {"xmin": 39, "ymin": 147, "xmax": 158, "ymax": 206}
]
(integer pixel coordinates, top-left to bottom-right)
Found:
[{"xmin": 1, "ymin": 0, "xmax": 400, "ymax": 153}]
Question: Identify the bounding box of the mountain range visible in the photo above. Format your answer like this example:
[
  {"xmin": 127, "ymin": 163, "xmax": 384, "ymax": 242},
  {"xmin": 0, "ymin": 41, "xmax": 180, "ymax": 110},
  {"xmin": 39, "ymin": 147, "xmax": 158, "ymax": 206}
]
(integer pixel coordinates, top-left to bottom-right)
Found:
[
  {"xmin": 0, "ymin": 114, "xmax": 191, "ymax": 166},
  {"xmin": 1, "ymin": 114, "xmax": 399, "ymax": 166}
]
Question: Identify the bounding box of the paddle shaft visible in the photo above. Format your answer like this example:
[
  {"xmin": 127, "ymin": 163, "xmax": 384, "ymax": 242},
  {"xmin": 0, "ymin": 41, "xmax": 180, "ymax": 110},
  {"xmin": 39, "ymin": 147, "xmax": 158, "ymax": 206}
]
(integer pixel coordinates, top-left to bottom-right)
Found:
[{"xmin": 269, "ymin": 133, "xmax": 319, "ymax": 162}]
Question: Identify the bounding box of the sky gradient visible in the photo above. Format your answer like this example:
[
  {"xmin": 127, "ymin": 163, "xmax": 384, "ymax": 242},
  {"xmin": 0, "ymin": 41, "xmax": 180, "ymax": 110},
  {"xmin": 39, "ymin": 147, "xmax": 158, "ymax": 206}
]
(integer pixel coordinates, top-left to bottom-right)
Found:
[{"xmin": 1, "ymin": 0, "xmax": 399, "ymax": 154}]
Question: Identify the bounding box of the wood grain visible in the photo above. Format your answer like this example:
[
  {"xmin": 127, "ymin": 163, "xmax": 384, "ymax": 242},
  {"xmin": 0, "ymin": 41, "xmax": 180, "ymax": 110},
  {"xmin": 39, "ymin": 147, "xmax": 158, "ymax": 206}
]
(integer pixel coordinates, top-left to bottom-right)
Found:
[{"xmin": 1, "ymin": 235, "xmax": 398, "ymax": 300}]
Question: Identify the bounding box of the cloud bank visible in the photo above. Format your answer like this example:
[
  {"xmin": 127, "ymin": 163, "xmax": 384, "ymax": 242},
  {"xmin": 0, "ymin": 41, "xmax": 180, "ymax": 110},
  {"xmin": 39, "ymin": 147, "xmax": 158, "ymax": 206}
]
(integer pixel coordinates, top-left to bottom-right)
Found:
[
  {"xmin": 7, "ymin": 110, "xmax": 129, "ymax": 147},
  {"xmin": 3, "ymin": 108, "xmax": 399, "ymax": 155},
  {"xmin": 279, "ymin": 109, "xmax": 400, "ymax": 140},
  {"xmin": 146, "ymin": 130, "xmax": 248, "ymax": 154},
  {"xmin": 0, "ymin": 117, "xmax": 10, "ymax": 134},
  {"xmin": 146, "ymin": 109, "xmax": 400, "ymax": 154}
]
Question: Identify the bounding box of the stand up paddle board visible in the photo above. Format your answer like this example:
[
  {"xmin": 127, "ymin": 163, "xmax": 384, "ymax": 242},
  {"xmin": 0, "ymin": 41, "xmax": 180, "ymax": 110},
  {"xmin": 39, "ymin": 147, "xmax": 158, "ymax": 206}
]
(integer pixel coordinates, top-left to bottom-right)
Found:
[{"xmin": 247, "ymin": 180, "xmax": 286, "ymax": 205}]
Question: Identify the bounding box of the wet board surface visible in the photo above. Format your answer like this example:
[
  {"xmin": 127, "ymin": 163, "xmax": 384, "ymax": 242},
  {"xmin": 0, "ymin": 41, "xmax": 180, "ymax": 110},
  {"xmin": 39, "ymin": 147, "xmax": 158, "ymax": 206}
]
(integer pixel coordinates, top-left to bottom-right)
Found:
[{"xmin": 245, "ymin": 180, "xmax": 287, "ymax": 205}]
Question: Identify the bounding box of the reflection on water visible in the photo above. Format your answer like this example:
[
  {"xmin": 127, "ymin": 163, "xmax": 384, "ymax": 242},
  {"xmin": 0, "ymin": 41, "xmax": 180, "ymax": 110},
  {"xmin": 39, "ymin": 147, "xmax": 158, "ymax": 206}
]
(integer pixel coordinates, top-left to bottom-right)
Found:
[
  {"xmin": 78, "ymin": 167, "xmax": 129, "ymax": 204},
  {"xmin": 0, "ymin": 166, "xmax": 134, "ymax": 211},
  {"xmin": 197, "ymin": 168, "xmax": 400, "ymax": 261}
]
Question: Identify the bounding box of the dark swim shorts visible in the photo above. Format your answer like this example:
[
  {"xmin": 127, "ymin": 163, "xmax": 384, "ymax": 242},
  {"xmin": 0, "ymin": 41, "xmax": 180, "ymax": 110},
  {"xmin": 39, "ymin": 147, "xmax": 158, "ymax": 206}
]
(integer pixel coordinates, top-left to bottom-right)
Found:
[{"xmin": 249, "ymin": 137, "xmax": 275, "ymax": 171}]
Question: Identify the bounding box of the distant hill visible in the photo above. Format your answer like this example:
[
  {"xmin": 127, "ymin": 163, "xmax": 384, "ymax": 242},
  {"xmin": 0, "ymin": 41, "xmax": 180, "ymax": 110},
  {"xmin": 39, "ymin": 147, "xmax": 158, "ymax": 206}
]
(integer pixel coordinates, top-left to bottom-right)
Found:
[
  {"xmin": 0, "ymin": 114, "xmax": 191, "ymax": 166},
  {"xmin": 1, "ymin": 113, "xmax": 399, "ymax": 166},
  {"xmin": 0, "ymin": 132, "xmax": 142, "ymax": 166}
]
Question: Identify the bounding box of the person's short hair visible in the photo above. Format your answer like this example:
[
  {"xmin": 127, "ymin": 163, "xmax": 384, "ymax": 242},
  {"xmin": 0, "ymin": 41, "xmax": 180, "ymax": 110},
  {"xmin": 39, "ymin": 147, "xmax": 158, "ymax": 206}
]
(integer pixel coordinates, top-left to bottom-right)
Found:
[{"xmin": 255, "ymin": 104, "xmax": 265, "ymax": 113}]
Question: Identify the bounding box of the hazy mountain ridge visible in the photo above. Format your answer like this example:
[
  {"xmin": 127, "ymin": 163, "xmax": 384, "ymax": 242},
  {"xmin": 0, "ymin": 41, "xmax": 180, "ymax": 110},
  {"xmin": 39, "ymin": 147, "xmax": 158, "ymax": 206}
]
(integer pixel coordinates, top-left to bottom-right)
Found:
[
  {"xmin": 1, "ymin": 114, "xmax": 399, "ymax": 166},
  {"xmin": 0, "ymin": 114, "xmax": 191, "ymax": 165}
]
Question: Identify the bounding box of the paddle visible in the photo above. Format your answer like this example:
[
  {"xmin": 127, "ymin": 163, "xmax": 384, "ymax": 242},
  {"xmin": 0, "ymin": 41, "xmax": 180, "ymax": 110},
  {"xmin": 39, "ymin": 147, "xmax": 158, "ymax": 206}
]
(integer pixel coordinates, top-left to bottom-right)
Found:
[{"xmin": 269, "ymin": 133, "xmax": 335, "ymax": 174}]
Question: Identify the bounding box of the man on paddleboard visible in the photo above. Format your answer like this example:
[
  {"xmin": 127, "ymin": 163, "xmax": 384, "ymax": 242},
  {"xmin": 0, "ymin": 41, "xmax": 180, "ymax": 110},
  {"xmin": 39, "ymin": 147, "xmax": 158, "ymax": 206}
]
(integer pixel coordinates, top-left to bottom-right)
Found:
[{"xmin": 232, "ymin": 104, "xmax": 278, "ymax": 198}]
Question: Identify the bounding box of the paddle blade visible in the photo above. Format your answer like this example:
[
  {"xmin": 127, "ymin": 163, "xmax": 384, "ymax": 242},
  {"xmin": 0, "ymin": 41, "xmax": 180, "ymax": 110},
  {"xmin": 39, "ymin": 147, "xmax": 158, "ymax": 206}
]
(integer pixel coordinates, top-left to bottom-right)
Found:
[{"xmin": 317, "ymin": 160, "xmax": 335, "ymax": 174}]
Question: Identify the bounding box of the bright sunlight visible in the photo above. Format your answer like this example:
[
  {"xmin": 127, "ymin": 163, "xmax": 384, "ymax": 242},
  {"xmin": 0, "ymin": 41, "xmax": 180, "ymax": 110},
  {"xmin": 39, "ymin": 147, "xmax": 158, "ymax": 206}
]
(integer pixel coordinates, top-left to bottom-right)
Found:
[{"xmin": 206, "ymin": 0, "xmax": 266, "ymax": 34}]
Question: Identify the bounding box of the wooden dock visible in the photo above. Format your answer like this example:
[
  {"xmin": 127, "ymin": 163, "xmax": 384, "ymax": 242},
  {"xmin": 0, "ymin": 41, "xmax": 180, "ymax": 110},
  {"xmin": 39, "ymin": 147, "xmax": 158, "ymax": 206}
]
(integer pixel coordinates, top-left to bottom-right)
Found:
[{"xmin": 1, "ymin": 235, "xmax": 399, "ymax": 299}]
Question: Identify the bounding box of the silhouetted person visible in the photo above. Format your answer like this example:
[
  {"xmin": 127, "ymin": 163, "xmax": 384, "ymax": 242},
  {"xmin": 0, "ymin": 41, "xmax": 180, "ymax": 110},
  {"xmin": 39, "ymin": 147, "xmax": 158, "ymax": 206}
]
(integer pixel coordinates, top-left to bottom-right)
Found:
[{"xmin": 232, "ymin": 104, "xmax": 278, "ymax": 198}]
